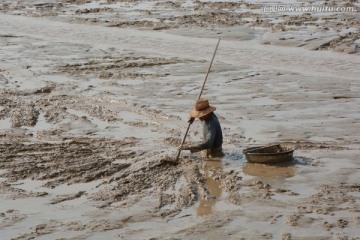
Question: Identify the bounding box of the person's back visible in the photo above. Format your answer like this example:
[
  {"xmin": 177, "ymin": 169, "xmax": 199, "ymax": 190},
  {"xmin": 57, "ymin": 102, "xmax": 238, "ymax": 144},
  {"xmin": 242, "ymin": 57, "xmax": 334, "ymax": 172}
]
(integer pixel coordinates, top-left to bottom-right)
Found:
[{"xmin": 201, "ymin": 112, "xmax": 223, "ymax": 156}]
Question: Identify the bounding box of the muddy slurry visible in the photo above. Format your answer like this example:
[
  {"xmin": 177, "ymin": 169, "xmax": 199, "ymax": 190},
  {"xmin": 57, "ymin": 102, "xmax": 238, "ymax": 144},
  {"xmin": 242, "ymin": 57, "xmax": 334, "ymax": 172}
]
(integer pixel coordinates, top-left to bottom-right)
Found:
[{"xmin": 1, "ymin": 0, "xmax": 360, "ymax": 239}]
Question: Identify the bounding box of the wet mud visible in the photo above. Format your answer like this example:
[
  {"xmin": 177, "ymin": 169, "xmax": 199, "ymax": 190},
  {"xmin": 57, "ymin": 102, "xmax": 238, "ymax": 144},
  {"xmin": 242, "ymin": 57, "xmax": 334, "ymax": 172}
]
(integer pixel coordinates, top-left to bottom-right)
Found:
[
  {"xmin": 1, "ymin": 0, "xmax": 359, "ymax": 53},
  {"xmin": 0, "ymin": 0, "xmax": 360, "ymax": 239}
]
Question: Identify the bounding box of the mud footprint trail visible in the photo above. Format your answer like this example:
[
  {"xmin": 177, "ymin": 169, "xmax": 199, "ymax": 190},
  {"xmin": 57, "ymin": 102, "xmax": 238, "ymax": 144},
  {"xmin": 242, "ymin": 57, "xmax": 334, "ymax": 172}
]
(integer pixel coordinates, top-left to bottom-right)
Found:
[{"xmin": 0, "ymin": 14, "xmax": 359, "ymax": 81}]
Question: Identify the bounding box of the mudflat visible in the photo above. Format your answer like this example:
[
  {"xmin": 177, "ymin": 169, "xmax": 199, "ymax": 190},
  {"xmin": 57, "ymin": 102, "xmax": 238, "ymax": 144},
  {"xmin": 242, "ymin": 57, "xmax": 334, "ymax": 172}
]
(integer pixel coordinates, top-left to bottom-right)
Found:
[{"xmin": 0, "ymin": 1, "xmax": 359, "ymax": 239}]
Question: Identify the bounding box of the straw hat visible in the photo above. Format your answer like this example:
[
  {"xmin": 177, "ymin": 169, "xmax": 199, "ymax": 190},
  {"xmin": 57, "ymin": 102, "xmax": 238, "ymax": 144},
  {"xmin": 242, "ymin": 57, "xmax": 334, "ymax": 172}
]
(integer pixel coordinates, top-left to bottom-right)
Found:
[{"xmin": 190, "ymin": 99, "xmax": 216, "ymax": 118}]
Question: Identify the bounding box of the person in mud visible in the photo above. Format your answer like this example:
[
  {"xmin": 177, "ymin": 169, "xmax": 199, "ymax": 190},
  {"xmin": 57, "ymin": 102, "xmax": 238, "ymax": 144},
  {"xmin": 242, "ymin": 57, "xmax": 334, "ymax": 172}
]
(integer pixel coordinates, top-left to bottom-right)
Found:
[{"xmin": 178, "ymin": 99, "xmax": 224, "ymax": 158}]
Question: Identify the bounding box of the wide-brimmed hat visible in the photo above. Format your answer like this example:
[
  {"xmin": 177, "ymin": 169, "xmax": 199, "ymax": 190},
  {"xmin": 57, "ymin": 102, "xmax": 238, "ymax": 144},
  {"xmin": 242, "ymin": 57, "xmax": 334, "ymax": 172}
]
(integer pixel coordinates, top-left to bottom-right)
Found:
[{"xmin": 190, "ymin": 99, "xmax": 216, "ymax": 118}]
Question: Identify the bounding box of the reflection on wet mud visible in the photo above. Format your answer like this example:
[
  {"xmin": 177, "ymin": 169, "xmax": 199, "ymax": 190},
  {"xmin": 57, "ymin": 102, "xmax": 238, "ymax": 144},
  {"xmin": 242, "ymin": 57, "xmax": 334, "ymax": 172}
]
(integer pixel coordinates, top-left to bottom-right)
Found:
[
  {"xmin": 243, "ymin": 161, "xmax": 295, "ymax": 178},
  {"xmin": 197, "ymin": 159, "xmax": 223, "ymax": 216}
]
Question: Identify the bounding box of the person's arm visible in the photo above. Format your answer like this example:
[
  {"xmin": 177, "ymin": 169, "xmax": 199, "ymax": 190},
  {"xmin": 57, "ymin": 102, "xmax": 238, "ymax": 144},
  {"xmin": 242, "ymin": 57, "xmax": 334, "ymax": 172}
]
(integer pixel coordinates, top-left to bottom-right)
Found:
[{"xmin": 180, "ymin": 121, "xmax": 216, "ymax": 153}]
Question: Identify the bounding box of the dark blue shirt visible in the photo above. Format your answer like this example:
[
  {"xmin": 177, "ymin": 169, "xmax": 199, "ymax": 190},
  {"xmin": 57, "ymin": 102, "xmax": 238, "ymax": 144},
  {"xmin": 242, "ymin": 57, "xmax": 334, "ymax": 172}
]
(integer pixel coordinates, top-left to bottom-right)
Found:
[{"xmin": 193, "ymin": 113, "xmax": 223, "ymax": 152}]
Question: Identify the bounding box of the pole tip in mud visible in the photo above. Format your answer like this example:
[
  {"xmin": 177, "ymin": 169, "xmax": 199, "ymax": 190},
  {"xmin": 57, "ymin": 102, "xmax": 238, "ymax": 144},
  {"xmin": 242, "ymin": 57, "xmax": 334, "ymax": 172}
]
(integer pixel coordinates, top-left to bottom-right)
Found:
[{"xmin": 160, "ymin": 156, "xmax": 180, "ymax": 165}]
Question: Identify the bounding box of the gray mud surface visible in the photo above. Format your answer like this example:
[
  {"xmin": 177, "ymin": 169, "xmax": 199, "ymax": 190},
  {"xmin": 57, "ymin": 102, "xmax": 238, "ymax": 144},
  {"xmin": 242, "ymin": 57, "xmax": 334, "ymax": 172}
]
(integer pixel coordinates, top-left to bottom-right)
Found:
[{"xmin": 0, "ymin": 0, "xmax": 360, "ymax": 239}]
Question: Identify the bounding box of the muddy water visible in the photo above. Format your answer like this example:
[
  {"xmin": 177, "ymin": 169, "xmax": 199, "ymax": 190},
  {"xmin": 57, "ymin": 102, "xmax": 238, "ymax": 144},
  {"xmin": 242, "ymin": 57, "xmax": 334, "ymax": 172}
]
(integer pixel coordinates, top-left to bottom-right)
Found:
[
  {"xmin": 196, "ymin": 160, "xmax": 223, "ymax": 217},
  {"xmin": 243, "ymin": 162, "xmax": 295, "ymax": 178},
  {"xmin": 1, "ymin": 0, "xmax": 360, "ymax": 239}
]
